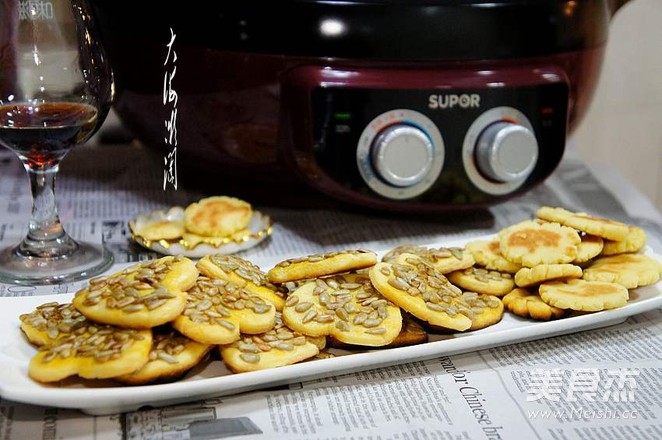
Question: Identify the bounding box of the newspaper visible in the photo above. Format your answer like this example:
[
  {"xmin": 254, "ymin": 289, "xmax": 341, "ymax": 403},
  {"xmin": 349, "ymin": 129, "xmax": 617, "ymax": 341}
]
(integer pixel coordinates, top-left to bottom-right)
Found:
[{"xmin": 0, "ymin": 141, "xmax": 661, "ymax": 439}]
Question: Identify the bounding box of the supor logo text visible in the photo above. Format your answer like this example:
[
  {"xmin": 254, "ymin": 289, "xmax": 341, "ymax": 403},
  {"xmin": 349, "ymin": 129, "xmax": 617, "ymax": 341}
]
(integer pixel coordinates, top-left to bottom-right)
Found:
[{"xmin": 428, "ymin": 94, "xmax": 480, "ymax": 109}]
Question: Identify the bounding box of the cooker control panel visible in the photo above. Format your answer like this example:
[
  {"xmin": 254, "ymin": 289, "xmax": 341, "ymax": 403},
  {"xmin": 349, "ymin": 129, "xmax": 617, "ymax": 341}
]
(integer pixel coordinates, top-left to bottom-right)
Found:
[{"xmin": 311, "ymin": 83, "xmax": 567, "ymax": 204}]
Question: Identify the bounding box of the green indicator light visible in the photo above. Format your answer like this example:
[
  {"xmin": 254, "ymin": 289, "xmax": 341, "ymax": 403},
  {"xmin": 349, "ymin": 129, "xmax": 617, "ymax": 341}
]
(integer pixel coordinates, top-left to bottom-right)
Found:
[{"xmin": 334, "ymin": 112, "xmax": 352, "ymax": 120}]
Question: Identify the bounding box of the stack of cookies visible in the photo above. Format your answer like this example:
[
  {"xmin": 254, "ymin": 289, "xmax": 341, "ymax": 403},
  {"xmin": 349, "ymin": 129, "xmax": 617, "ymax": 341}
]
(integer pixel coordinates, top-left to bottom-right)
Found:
[
  {"xmin": 18, "ymin": 206, "xmax": 662, "ymax": 387},
  {"xmin": 465, "ymin": 206, "xmax": 661, "ymax": 320}
]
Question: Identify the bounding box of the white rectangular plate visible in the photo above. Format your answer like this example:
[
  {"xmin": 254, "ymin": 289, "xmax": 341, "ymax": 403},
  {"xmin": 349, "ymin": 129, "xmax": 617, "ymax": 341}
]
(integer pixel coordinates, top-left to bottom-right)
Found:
[{"xmin": 1, "ymin": 238, "xmax": 661, "ymax": 415}]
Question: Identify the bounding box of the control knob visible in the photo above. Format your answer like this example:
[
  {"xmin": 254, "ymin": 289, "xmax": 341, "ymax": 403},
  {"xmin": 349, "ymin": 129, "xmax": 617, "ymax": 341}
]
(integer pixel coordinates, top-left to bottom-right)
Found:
[
  {"xmin": 474, "ymin": 121, "xmax": 538, "ymax": 183},
  {"xmin": 371, "ymin": 124, "xmax": 434, "ymax": 188}
]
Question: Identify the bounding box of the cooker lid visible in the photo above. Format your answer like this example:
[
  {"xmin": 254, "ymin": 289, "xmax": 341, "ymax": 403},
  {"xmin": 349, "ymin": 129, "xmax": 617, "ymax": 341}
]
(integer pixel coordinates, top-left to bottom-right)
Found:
[{"xmin": 94, "ymin": 0, "xmax": 610, "ymax": 60}]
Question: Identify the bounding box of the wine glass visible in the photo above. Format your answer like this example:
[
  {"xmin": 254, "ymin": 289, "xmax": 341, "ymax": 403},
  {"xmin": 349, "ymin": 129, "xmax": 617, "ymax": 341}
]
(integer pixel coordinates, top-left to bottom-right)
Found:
[{"xmin": 0, "ymin": 0, "xmax": 114, "ymax": 284}]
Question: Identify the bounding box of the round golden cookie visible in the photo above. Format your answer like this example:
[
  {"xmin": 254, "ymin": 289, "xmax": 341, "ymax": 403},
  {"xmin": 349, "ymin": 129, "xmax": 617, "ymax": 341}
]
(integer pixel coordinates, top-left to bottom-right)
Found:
[
  {"xmin": 382, "ymin": 245, "xmax": 474, "ymax": 274},
  {"xmin": 574, "ymin": 234, "xmax": 604, "ymax": 264},
  {"xmin": 498, "ymin": 220, "xmax": 580, "ymax": 267},
  {"xmin": 184, "ymin": 196, "xmax": 253, "ymax": 237},
  {"xmin": 267, "ymin": 249, "xmax": 378, "ymax": 284},
  {"xmin": 465, "ymin": 239, "xmax": 522, "ymax": 273},
  {"xmin": 582, "ymin": 253, "xmax": 661, "ymax": 289},
  {"xmin": 220, "ymin": 313, "xmax": 324, "ymax": 373},
  {"xmin": 28, "ymin": 322, "xmax": 152, "ymax": 383},
  {"xmin": 115, "ymin": 329, "xmax": 212, "ymax": 385},
  {"xmin": 601, "ymin": 226, "xmax": 647, "ymax": 256},
  {"xmin": 502, "ymin": 288, "xmax": 566, "ymax": 320},
  {"xmin": 282, "ymin": 273, "xmax": 402, "ymax": 347},
  {"xmin": 72, "ymin": 256, "xmax": 199, "ymax": 329},
  {"xmin": 461, "ymin": 291, "xmax": 504, "ymax": 330},
  {"xmin": 329, "ymin": 313, "xmax": 428, "ymax": 349},
  {"xmin": 514, "ymin": 264, "xmax": 583, "ymax": 288},
  {"xmin": 447, "ymin": 267, "xmax": 515, "ymax": 297},
  {"xmin": 135, "ymin": 219, "xmax": 185, "ymax": 241},
  {"xmin": 536, "ymin": 206, "xmax": 629, "ymax": 241},
  {"xmin": 369, "ymin": 255, "xmax": 472, "ymax": 331},
  {"xmin": 539, "ymin": 279, "xmax": 629, "ymax": 312},
  {"xmin": 198, "ymin": 254, "xmax": 286, "ymax": 310},
  {"xmin": 173, "ymin": 276, "xmax": 276, "ymax": 345},
  {"xmin": 20, "ymin": 302, "xmax": 89, "ymax": 347}
]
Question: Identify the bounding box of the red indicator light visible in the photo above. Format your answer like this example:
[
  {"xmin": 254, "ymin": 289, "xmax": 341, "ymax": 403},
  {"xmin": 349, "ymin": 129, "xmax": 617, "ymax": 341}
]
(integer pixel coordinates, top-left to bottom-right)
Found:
[{"xmin": 541, "ymin": 107, "xmax": 554, "ymax": 115}]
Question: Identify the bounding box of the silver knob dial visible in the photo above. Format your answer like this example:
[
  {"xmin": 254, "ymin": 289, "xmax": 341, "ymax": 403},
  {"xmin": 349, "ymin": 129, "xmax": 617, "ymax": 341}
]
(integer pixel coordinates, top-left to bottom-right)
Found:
[
  {"xmin": 371, "ymin": 124, "xmax": 434, "ymax": 188},
  {"xmin": 475, "ymin": 121, "xmax": 539, "ymax": 183}
]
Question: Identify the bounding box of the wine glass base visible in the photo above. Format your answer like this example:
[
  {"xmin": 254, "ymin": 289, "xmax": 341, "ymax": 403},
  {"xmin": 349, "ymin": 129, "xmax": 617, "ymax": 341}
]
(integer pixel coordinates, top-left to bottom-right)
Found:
[{"xmin": 0, "ymin": 242, "xmax": 114, "ymax": 285}]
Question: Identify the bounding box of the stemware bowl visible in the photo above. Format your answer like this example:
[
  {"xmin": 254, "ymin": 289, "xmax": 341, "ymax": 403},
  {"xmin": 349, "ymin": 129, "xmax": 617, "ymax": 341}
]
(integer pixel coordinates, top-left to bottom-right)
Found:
[{"xmin": 0, "ymin": 0, "xmax": 114, "ymax": 284}]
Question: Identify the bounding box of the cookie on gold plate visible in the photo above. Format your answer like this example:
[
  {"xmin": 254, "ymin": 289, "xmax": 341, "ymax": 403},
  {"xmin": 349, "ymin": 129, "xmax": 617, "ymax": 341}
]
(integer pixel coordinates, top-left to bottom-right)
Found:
[{"xmin": 184, "ymin": 196, "xmax": 253, "ymax": 237}]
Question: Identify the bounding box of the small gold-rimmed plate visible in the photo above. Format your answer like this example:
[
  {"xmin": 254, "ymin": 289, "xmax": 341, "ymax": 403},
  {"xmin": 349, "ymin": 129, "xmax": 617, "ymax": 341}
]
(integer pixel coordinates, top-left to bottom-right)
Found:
[{"xmin": 128, "ymin": 207, "xmax": 272, "ymax": 258}]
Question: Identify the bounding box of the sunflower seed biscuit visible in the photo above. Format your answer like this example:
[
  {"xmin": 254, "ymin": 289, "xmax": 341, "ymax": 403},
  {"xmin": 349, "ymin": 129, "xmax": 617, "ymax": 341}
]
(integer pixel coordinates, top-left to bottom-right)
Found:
[
  {"xmin": 369, "ymin": 255, "xmax": 472, "ymax": 331},
  {"xmin": 539, "ymin": 279, "xmax": 629, "ymax": 312},
  {"xmin": 72, "ymin": 256, "xmax": 198, "ymax": 329},
  {"xmin": 582, "ymin": 253, "xmax": 661, "ymax": 289},
  {"xmin": 220, "ymin": 312, "xmax": 324, "ymax": 373},
  {"xmin": 115, "ymin": 329, "xmax": 212, "ymax": 385},
  {"xmin": 498, "ymin": 220, "xmax": 580, "ymax": 267},
  {"xmin": 267, "ymin": 249, "xmax": 378, "ymax": 284},
  {"xmin": 198, "ymin": 254, "xmax": 285, "ymax": 310},
  {"xmin": 329, "ymin": 313, "xmax": 428, "ymax": 349},
  {"xmin": 537, "ymin": 206, "xmax": 629, "ymax": 241},
  {"xmin": 502, "ymin": 288, "xmax": 566, "ymax": 320},
  {"xmin": 418, "ymin": 291, "xmax": 503, "ymax": 332},
  {"xmin": 447, "ymin": 266, "xmax": 515, "ymax": 297},
  {"xmin": 382, "ymin": 245, "xmax": 474, "ymax": 274},
  {"xmin": 514, "ymin": 264, "xmax": 583, "ymax": 288},
  {"xmin": 20, "ymin": 302, "xmax": 89, "ymax": 347},
  {"xmin": 282, "ymin": 273, "xmax": 402, "ymax": 347},
  {"xmin": 28, "ymin": 316, "xmax": 152, "ymax": 383},
  {"xmin": 173, "ymin": 276, "xmax": 276, "ymax": 345}
]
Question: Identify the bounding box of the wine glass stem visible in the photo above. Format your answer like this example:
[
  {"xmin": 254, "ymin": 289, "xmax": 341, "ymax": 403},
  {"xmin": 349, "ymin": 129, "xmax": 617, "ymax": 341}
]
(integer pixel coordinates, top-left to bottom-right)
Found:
[{"xmin": 19, "ymin": 162, "xmax": 78, "ymax": 258}]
